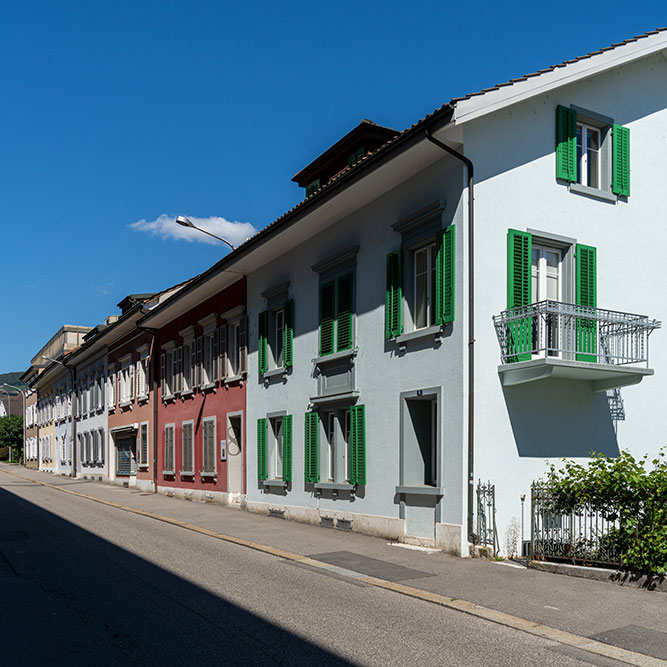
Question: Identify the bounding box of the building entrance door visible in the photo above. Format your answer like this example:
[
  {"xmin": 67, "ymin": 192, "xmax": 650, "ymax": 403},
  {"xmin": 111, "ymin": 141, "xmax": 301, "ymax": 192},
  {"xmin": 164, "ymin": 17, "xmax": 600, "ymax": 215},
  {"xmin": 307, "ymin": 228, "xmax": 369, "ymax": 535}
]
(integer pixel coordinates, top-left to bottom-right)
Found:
[
  {"xmin": 227, "ymin": 415, "xmax": 243, "ymax": 495},
  {"xmin": 116, "ymin": 436, "xmax": 137, "ymax": 477}
]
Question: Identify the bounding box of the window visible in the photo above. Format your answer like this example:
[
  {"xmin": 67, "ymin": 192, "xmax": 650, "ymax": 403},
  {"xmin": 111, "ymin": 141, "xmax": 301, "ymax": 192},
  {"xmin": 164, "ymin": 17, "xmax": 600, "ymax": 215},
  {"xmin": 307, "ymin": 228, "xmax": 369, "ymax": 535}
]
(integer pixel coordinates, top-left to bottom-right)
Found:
[
  {"xmin": 258, "ymin": 301, "xmax": 293, "ymax": 374},
  {"xmin": 257, "ymin": 415, "xmax": 292, "ymax": 483},
  {"xmin": 119, "ymin": 356, "xmax": 135, "ymax": 404},
  {"xmin": 222, "ymin": 316, "xmax": 247, "ymax": 378},
  {"xmin": 182, "ymin": 342, "xmax": 193, "ymax": 393},
  {"xmin": 386, "ymin": 225, "xmax": 455, "ymax": 339},
  {"xmin": 506, "ymin": 229, "xmax": 597, "ymax": 362},
  {"xmin": 556, "ymin": 105, "xmax": 630, "ymax": 198},
  {"xmin": 348, "ymin": 146, "xmax": 365, "ymax": 167},
  {"xmin": 402, "ymin": 396, "xmax": 437, "ymax": 486},
  {"xmin": 98, "ymin": 428, "xmax": 105, "ymax": 464},
  {"xmin": 107, "ymin": 368, "xmax": 116, "ymax": 410},
  {"xmin": 164, "ymin": 424, "xmax": 175, "ymax": 474},
  {"xmin": 160, "ymin": 346, "xmax": 175, "ymax": 399},
  {"xmin": 305, "ymin": 179, "xmax": 320, "ymax": 198},
  {"xmin": 202, "ymin": 417, "xmax": 216, "ymax": 476},
  {"xmin": 139, "ymin": 422, "xmax": 149, "ymax": 469},
  {"xmin": 322, "ymin": 410, "xmax": 351, "ymax": 483},
  {"xmin": 182, "ymin": 421, "xmax": 194, "ymax": 475},
  {"xmin": 319, "ymin": 274, "xmax": 354, "ymax": 356},
  {"xmin": 305, "ymin": 406, "xmax": 365, "ymax": 486},
  {"xmin": 137, "ymin": 347, "xmax": 149, "ymax": 400}
]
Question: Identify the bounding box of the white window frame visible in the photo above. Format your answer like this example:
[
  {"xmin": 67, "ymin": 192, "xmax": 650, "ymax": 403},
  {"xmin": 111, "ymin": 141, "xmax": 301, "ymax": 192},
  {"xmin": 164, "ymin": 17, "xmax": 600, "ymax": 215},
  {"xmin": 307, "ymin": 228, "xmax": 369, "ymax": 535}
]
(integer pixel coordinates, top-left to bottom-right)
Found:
[
  {"xmin": 137, "ymin": 345, "xmax": 150, "ymax": 401},
  {"xmin": 321, "ymin": 409, "xmax": 352, "ymax": 484},
  {"xmin": 139, "ymin": 421, "xmax": 149, "ymax": 469},
  {"xmin": 98, "ymin": 428, "xmax": 105, "ymax": 464},
  {"xmin": 269, "ymin": 416, "xmax": 284, "ymax": 481},
  {"xmin": 576, "ymin": 122, "xmax": 601, "ymax": 190},
  {"xmin": 413, "ymin": 241, "xmax": 437, "ymax": 331}
]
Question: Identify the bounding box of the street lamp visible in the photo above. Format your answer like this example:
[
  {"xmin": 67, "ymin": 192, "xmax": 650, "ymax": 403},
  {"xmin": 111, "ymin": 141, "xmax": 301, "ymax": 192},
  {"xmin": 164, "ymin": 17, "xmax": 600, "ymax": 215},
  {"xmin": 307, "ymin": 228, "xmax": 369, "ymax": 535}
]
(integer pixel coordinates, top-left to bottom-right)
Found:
[
  {"xmin": 42, "ymin": 355, "xmax": 77, "ymax": 478},
  {"xmin": 175, "ymin": 216, "xmax": 236, "ymax": 251},
  {"xmin": 2, "ymin": 383, "xmax": 26, "ymax": 465}
]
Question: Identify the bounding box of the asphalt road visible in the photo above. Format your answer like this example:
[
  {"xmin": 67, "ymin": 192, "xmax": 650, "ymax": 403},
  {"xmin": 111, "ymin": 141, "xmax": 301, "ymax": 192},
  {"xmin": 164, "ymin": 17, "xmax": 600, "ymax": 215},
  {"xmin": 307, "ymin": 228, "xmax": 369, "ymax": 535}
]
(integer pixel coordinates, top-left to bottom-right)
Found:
[{"xmin": 0, "ymin": 473, "xmax": 631, "ymax": 666}]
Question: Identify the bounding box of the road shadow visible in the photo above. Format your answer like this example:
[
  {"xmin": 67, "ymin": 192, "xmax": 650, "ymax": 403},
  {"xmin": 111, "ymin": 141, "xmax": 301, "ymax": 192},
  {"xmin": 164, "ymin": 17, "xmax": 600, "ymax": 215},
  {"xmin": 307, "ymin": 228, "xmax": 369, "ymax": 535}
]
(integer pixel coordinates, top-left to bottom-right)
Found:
[{"xmin": 0, "ymin": 485, "xmax": 353, "ymax": 667}]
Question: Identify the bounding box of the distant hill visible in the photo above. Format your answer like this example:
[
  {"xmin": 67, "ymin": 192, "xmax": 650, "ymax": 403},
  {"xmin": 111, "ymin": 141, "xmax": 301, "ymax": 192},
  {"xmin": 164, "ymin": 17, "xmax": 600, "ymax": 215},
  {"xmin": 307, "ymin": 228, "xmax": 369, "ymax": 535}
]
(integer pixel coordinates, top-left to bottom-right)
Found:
[{"xmin": 0, "ymin": 372, "xmax": 25, "ymax": 393}]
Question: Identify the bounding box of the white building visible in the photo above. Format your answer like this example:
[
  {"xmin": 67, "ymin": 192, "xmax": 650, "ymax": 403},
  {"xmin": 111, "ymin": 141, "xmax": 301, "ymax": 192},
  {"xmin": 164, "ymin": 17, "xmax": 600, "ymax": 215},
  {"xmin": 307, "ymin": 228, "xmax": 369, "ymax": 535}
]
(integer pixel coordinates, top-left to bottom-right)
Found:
[{"xmin": 148, "ymin": 29, "xmax": 667, "ymax": 555}]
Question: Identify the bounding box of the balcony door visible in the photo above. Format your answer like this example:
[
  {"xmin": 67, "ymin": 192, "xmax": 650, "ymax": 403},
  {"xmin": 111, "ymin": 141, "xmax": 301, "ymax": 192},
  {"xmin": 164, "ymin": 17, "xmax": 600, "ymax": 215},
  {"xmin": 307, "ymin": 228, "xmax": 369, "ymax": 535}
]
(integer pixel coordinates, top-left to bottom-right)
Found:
[{"xmin": 532, "ymin": 245, "xmax": 562, "ymax": 357}]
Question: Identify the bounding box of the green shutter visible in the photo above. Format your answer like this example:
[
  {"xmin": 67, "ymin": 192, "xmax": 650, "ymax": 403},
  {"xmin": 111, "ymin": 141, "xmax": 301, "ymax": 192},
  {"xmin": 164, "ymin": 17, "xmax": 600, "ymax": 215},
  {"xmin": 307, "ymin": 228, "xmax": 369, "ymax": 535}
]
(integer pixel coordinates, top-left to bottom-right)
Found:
[
  {"xmin": 350, "ymin": 404, "xmax": 366, "ymax": 486},
  {"xmin": 556, "ymin": 105, "xmax": 577, "ymax": 182},
  {"xmin": 507, "ymin": 229, "xmax": 532, "ymax": 362},
  {"xmin": 319, "ymin": 282, "xmax": 335, "ymax": 356},
  {"xmin": 336, "ymin": 274, "xmax": 354, "ymax": 351},
  {"xmin": 385, "ymin": 251, "xmax": 403, "ymax": 339},
  {"xmin": 436, "ymin": 225, "xmax": 455, "ymax": 325},
  {"xmin": 612, "ymin": 124, "xmax": 630, "ymax": 197},
  {"xmin": 257, "ymin": 418, "xmax": 267, "ymax": 481},
  {"xmin": 304, "ymin": 411, "xmax": 319, "ymax": 484},
  {"xmin": 282, "ymin": 414, "xmax": 292, "ymax": 482},
  {"xmin": 576, "ymin": 244, "xmax": 597, "ymax": 362},
  {"xmin": 258, "ymin": 311, "xmax": 268, "ymax": 374},
  {"xmin": 283, "ymin": 299, "xmax": 294, "ymax": 369}
]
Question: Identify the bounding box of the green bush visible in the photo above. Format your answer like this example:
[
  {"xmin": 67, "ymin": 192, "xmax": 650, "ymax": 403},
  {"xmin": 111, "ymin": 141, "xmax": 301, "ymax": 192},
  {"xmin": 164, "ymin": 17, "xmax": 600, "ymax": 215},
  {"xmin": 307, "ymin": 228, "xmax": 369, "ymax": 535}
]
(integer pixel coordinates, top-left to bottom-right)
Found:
[
  {"xmin": 0, "ymin": 446, "xmax": 8, "ymax": 461},
  {"xmin": 543, "ymin": 450, "xmax": 667, "ymax": 574}
]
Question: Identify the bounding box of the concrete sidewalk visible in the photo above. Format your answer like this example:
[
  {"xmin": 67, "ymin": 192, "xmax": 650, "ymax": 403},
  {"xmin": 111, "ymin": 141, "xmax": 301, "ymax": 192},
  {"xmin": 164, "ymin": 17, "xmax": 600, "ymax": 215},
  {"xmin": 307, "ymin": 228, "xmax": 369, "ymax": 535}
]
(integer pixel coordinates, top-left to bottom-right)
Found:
[{"xmin": 4, "ymin": 464, "xmax": 666, "ymax": 663}]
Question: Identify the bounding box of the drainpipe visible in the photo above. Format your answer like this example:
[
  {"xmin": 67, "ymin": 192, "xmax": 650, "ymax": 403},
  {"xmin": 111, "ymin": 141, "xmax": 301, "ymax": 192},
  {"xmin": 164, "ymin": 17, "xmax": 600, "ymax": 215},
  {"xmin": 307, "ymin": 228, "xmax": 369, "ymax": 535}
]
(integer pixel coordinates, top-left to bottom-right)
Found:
[
  {"xmin": 424, "ymin": 124, "xmax": 476, "ymax": 544},
  {"xmin": 136, "ymin": 324, "xmax": 159, "ymax": 493}
]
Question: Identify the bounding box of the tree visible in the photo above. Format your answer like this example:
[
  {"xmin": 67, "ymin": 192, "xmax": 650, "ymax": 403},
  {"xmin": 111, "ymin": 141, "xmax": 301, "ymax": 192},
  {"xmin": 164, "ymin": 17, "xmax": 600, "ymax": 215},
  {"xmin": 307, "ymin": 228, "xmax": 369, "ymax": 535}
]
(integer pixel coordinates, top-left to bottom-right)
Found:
[{"xmin": 0, "ymin": 415, "xmax": 23, "ymax": 459}]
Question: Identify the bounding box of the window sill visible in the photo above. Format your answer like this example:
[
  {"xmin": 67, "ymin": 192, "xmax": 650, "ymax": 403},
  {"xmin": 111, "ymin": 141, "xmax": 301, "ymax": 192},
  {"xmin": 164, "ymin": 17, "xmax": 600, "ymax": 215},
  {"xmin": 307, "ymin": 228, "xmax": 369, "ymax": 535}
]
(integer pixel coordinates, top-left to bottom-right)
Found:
[
  {"xmin": 310, "ymin": 390, "xmax": 360, "ymax": 406},
  {"xmin": 137, "ymin": 396, "xmax": 149, "ymax": 404},
  {"xmin": 162, "ymin": 470, "xmax": 175, "ymax": 476},
  {"xmin": 568, "ymin": 182, "xmax": 617, "ymax": 203},
  {"xmin": 395, "ymin": 485, "xmax": 444, "ymax": 496},
  {"xmin": 180, "ymin": 471, "xmax": 195, "ymax": 479},
  {"xmin": 262, "ymin": 367, "xmax": 286, "ymax": 379},
  {"xmin": 263, "ymin": 478, "xmax": 287, "ymax": 488},
  {"xmin": 180, "ymin": 390, "xmax": 194, "ymax": 399},
  {"xmin": 224, "ymin": 374, "xmax": 244, "ymax": 386},
  {"xmin": 200, "ymin": 383, "xmax": 217, "ymax": 393},
  {"xmin": 315, "ymin": 482, "xmax": 355, "ymax": 491},
  {"xmin": 119, "ymin": 400, "xmax": 133, "ymax": 409},
  {"xmin": 200, "ymin": 472, "xmax": 217, "ymax": 480},
  {"xmin": 313, "ymin": 348, "xmax": 357, "ymax": 366},
  {"xmin": 394, "ymin": 325, "xmax": 442, "ymax": 345},
  {"xmin": 162, "ymin": 395, "xmax": 176, "ymax": 404}
]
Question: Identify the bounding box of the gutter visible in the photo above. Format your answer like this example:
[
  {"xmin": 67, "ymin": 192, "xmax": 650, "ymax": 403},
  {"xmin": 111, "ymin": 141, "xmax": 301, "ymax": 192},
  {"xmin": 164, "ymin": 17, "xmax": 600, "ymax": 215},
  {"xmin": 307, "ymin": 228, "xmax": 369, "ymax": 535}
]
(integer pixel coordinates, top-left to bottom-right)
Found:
[
  {"xmin": 136, "ymin": 323, "xmax": 159, "ymax": 494},
  {"xmin": 423, "ymin": 122, "xmax": 476, "ymax": 544}
]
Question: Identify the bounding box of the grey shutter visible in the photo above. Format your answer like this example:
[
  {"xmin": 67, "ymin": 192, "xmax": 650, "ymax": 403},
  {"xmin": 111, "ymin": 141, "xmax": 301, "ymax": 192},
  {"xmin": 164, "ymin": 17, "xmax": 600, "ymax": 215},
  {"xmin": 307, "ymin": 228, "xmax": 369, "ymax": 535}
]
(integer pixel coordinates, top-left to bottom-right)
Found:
[
  {"xmin": 161, "ymin": 354, "xmax": 166, "ymax": 398},
  {"xmin": 213, "ymin": 329, "xmax": 221, "ymax": 382},
  {"xmin": 195, "ymin": 337, "xmax": 203, "ymax": 388}
]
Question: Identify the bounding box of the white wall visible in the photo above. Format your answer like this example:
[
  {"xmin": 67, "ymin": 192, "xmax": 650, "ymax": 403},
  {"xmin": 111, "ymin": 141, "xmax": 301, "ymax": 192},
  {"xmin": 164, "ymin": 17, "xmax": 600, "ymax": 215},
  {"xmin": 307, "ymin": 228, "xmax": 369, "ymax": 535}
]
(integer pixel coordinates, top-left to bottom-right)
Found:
[
  {"xmin": 246, "ymin": 155, "xmax": 468, "ymax": 548},
  {"xmin": 462, "ymin": 51, "xmax": 667, "ymax": 552}
]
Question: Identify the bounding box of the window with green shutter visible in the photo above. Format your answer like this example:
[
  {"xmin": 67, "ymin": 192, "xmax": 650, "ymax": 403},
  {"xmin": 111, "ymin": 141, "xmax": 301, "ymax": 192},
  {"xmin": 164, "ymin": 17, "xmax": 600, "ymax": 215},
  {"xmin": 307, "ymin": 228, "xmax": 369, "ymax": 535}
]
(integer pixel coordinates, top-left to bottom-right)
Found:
[
  {"xmin": 283, "ymin": 299, "xmax": 294, "ymax": 368},
  {"xmin": 507, "ymin": 229, "xmax": 532, "ymax": 362},
  {"xmin": 350, "ymin": 404, "xmax": 366, "ymax": 486},
  {"xmin": 385, "ymin": 251, "xmax": 402, "ymax": 339},
  {"xmin": 257, "ymin": 418, "xmax": 267, "ymax": 481},
  {"xmin": 576, "ymin": 244, "xmax": 597, "ymax": 362},
  {"xmin": 305, "ymin": 179, "xmax": 321, "ymax": 198},
  {"xmin": 556, "ymin": 105, "xmax": 630, "ymax": 198},
  {"xmin": 436, "ymin": 225, "xmax": 455, "ymax": 325},
  {"xmin": 282, "ymin": 415, "xmax": 292, "ymax": 482},
  {"xmin": 258, "ymin": 311, "xmax": 268, "ymax": 375},
  {"xmin": 348, "ymin": 146, "xmax": 365, "ymax": 167},
  {"xmin": 318, "ymin": 275, "xmax": 354, "ymax": 355},
  {"xmin": 304, "ymin": 411, "xmax": 319, "ymax": 484}
]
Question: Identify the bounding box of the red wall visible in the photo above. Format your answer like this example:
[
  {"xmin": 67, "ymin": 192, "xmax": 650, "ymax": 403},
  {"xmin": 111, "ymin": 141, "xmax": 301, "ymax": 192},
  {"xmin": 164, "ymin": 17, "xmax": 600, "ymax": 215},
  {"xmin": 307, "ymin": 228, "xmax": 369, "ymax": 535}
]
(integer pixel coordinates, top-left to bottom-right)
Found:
[{"xmin": 157, "ymin": 278, "xmax": 246, "ymax": 494}]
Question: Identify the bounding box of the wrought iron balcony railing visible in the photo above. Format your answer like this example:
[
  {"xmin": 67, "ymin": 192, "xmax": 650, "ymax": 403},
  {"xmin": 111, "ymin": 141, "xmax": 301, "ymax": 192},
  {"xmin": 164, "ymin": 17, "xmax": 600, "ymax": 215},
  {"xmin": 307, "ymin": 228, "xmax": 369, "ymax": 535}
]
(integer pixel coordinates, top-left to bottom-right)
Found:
[{"xmin": 493, "ymin": 300, "xmax": 660, "ymax": 366}]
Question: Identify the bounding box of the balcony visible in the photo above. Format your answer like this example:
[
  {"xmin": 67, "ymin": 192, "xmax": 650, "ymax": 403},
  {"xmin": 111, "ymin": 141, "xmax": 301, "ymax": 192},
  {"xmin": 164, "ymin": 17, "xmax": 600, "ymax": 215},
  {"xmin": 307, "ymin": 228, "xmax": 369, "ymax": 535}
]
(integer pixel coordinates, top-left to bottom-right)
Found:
[{"xmin": 493, "ymin": 300, "xmax": 661, "ymax": 392}]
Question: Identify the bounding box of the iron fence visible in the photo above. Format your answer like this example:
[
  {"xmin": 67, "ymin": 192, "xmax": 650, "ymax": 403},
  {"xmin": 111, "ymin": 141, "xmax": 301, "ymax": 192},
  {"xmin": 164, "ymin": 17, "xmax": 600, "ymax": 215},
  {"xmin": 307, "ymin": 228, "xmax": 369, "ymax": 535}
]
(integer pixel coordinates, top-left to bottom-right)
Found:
[
  {"xmin": 493, "ymin": 300, "xmax": 660, "ymax": 366},
  {"xmin": 476, "ymin": 480, "xmax": 498, "ymax": 555},
  {"xmin": 531, "ymin": 483, "xmax": 621, "ymax": 567}
]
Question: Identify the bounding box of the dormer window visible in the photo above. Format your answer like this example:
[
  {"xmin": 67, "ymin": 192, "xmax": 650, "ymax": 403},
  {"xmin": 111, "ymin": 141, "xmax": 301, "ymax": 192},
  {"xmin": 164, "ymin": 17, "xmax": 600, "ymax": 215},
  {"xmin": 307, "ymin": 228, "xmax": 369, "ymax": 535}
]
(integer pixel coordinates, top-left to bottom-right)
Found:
[
  {"xmin": 348, "ymin": 146, "xmax": 365, "ymax": 167},
  {"xmin": 305, "ymin": 179, "xmax": 321, "ymax": 198}
]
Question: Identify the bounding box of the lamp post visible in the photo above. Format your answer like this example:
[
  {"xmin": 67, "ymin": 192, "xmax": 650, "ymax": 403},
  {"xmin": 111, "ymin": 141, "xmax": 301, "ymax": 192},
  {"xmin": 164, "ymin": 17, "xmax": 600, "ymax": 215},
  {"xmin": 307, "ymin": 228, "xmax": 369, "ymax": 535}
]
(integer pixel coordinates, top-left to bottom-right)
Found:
[
  {"xmin": 175, "ymin": 216, "xmax": 236, "ymax": 251},
  {"xmin": 42, "ymin": 356, "xmax": 77, "ymax": 478},
  {"xmin": 2, "ymin": 384, "xmax": 26, "ymax": 465}
]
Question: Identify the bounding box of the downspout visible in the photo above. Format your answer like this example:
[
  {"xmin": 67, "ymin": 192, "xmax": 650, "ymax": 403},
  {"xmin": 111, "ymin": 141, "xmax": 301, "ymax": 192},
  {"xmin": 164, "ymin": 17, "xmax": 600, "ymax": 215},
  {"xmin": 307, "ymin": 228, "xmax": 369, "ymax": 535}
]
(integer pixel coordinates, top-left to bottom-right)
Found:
[
  {"xmin": 424, "ymin": 123, "xmax": 476, "ymax": 543},
  {"xmin": 136, "ymin": 324, "xmax": 159, "ymax": 493}
]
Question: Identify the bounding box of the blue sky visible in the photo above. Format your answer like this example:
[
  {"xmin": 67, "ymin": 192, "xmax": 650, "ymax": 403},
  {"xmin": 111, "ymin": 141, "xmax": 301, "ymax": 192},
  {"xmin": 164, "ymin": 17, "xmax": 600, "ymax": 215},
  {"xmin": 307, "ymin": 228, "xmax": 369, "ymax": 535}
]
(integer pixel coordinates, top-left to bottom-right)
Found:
[{"xmin": 1, "ymin": 1, "xmax": 664, "ymax": 372}]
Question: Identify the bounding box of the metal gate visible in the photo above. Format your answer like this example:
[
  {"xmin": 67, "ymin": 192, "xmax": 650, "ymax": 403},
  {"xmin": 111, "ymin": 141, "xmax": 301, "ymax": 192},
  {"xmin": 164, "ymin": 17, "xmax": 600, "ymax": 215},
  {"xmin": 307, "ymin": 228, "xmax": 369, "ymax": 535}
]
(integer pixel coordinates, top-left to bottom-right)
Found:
[{"xmin": 476, "ymin": 480, "xmax": 498, "ymax": 555}]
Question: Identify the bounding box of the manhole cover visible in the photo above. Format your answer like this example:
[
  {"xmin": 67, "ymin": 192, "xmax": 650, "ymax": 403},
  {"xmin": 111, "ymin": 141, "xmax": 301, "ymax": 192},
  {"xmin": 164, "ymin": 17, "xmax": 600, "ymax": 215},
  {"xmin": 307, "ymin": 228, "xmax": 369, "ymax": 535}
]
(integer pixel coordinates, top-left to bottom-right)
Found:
[{"xmin": 309, "ymin": 551, "xmax": 435, "ymax": 582}]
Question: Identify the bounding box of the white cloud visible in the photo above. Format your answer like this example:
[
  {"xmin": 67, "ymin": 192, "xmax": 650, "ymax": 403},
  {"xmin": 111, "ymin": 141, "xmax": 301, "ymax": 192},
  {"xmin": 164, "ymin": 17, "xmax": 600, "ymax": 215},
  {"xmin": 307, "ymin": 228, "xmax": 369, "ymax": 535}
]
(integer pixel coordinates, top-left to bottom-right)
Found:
[{"xmin": 129, "ymin": 214, "xmax": 257, "ymax": 247}]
